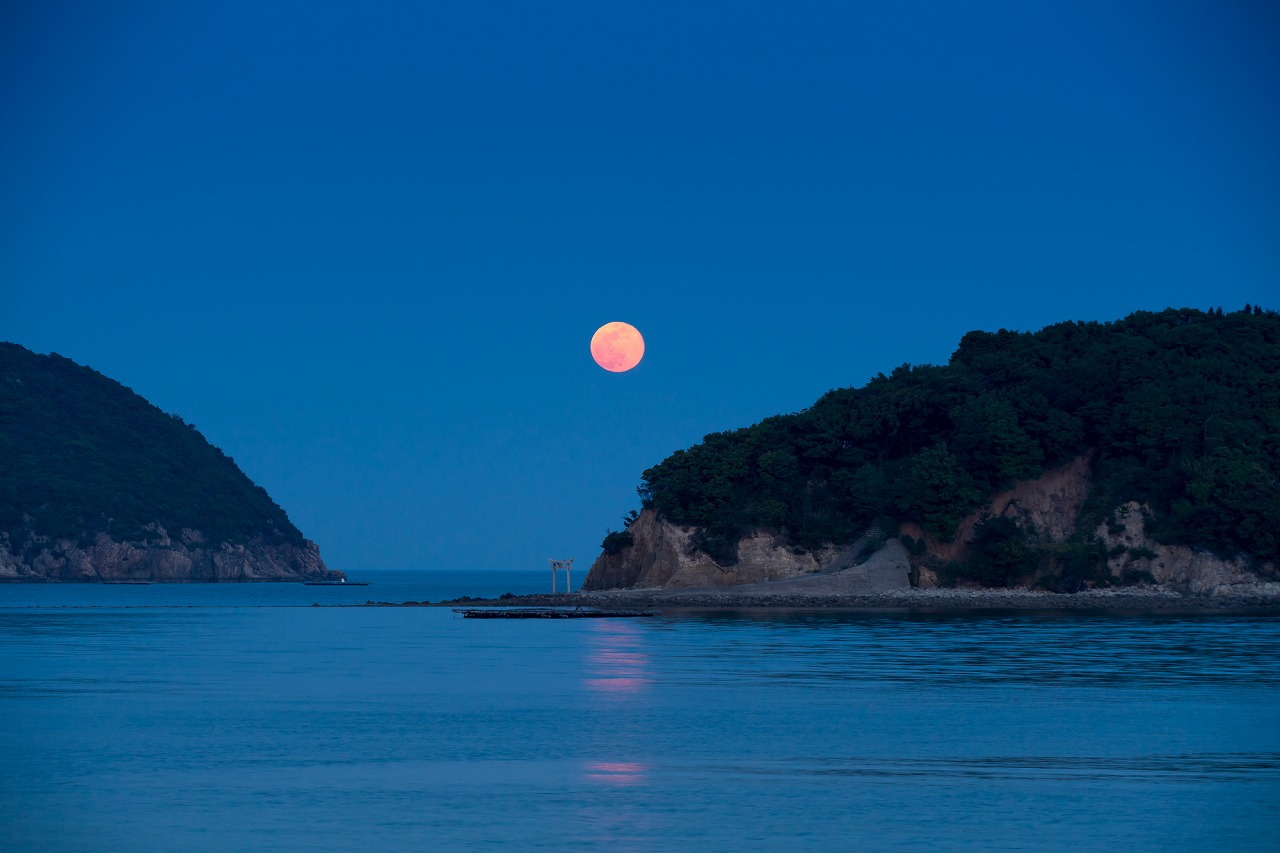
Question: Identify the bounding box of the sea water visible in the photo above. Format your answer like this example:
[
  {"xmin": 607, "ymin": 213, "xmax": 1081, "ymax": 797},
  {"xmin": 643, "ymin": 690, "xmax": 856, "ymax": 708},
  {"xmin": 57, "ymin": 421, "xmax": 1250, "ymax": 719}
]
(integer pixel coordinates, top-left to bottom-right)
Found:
[{"xmin": 1, "ymin": 571, "xmax": 1278, "ymax": 852}]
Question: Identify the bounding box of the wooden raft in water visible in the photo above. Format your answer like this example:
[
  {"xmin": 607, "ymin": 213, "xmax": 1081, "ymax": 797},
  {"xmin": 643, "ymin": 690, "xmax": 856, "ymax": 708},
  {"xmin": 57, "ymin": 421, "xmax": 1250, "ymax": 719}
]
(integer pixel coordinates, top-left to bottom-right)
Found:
[{"xmin": 453, "ymin": 608, "xmax": 658, "ymax": 619}]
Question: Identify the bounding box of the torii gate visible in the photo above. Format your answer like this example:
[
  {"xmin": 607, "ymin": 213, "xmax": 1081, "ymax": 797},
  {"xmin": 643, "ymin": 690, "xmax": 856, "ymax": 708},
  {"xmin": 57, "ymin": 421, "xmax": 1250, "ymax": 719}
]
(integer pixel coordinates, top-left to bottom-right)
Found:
[{"xmin": 549, "ymin": 558, "xmax": 573, "ymax": 593}]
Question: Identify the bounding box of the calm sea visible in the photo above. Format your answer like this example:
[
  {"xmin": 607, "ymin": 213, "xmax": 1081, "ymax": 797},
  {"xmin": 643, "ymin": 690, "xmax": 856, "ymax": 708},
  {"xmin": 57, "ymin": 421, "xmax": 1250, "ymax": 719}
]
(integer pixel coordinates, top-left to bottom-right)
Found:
[{"xmin": 2, "ymin": 570, "xmax": 1278, "ymax": 852}]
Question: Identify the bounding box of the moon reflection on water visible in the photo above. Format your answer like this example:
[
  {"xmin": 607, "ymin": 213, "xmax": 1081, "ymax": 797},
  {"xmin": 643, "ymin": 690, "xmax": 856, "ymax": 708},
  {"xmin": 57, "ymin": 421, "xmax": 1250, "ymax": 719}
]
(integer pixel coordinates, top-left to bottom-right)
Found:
[{"xmin": 583, "ymin": 620, "xmax": 651, "ymax": 788}]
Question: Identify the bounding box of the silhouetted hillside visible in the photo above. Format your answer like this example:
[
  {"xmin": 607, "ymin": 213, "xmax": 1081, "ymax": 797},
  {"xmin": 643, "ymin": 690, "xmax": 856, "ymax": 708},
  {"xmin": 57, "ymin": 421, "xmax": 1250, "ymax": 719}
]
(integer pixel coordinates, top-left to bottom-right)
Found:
[{"xmin": 0, "ymin": 344, "xmax": 329, "ymax": 581}]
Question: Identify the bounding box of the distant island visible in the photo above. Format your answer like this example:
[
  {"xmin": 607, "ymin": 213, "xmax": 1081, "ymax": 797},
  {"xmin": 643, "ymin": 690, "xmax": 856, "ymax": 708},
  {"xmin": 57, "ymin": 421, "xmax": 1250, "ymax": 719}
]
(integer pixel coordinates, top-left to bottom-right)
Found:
[
  {"xmin": 0, "ymin": 343, "xmax": 338, "ymax": 582},
  {"xmin": 585, "ymin": 307, "xmax": 1279, "ymax": 597}
]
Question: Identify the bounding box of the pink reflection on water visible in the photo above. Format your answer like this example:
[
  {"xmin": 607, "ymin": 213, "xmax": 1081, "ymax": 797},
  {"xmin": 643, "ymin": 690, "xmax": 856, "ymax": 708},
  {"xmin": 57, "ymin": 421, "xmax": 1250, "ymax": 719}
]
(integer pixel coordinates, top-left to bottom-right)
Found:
[
  {"xmin": 595, "ymin": 651, "xmax": 647, "ymax": 666},
  {"xmin": 585, "ymin": 760, "xmax": 648, "ymax": 786},
  {"xmin": 584, "ymin": 676, "xmax": 648, "ymax": 693},
  {"xmin": 584, "ymin": 620, "xmax": 650, "ymax": 695}
]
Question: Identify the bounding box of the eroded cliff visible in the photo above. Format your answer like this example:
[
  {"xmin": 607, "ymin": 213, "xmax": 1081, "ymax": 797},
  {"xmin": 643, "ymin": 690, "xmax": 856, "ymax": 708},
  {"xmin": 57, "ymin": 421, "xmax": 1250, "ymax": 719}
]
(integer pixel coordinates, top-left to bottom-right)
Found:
[
  {"xmin": 586, "ymin": 452, "xmax": 1276, "ymax": 596},
  {"xmin": 900, "ymin": 453, "xmax": 1095, "ymax": 586},
  {"xmin": 584, "ymin": 509, "xmax": 840, "ymax": 590},
  {"xmin": 1095, "ymin": 502, "xmax": 1276, "ymax": 596}
]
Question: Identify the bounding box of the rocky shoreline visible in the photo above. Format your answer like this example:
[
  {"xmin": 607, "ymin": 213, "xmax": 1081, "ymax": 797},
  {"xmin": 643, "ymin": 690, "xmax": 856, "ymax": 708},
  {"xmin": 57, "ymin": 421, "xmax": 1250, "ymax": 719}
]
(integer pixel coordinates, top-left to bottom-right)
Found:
[{"xmin": 408, "ymin": 584, "xmax": 1280, "ymax": 612}]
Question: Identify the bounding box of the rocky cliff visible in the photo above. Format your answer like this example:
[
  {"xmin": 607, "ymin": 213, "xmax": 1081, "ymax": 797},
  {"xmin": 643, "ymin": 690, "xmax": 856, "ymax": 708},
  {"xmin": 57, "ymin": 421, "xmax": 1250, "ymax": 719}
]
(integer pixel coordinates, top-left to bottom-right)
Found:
[
  {"xmin": 586, "ymin": 452, "xmax": 1276, "ymax": 596},
  {"xmin": 584, "ymin": 509, "xmax": 837, "ymax": 590},
  {"xmin": 902, "ymin": 453, "xmax": 1274, "ymax": 593},
  {"xmin": 899, "ymin": 453, "xmax": 1094, "ymax": 565},
  {"xmin": 584, "ymin": 508, "xmax": 914, "ymax": 592},
  {"xmin": 1094, "ymin": 502, "xmax": 1275, "ymax": 596},
  {"xmin": 0, "ymin": 525, "xmax": 337, "ymax": 582}
]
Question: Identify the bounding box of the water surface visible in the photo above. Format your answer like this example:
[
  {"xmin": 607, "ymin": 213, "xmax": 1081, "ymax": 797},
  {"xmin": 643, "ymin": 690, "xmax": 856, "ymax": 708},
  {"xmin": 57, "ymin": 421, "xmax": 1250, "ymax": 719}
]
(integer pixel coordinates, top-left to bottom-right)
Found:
[{"xmin": 2, "ymin": 571, "xmax": 1277, "ymax": 851}]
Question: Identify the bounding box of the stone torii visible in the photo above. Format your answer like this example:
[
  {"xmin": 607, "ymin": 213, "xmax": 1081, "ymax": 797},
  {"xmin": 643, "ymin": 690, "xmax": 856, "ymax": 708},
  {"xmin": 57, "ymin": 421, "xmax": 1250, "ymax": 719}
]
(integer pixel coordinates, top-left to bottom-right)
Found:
[{"xmin": 549, "ymin": 558, "xmax": 573, "ymax": 593}]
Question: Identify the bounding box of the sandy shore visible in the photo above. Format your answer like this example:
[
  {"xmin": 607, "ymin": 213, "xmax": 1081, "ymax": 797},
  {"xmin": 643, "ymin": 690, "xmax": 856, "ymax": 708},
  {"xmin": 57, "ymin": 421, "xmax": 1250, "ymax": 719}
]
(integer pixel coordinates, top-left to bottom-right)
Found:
[{"xmin": 415, "ymin": 585, "xmax": 1280, "ymax": 612}]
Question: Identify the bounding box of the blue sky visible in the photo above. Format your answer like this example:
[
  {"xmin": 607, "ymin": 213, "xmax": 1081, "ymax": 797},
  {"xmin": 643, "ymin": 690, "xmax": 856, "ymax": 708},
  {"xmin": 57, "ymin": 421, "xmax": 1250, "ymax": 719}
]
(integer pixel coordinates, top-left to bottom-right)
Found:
[{"xmin": 2, "ymin": 1, "xmax": 1277, "ymax": 571}]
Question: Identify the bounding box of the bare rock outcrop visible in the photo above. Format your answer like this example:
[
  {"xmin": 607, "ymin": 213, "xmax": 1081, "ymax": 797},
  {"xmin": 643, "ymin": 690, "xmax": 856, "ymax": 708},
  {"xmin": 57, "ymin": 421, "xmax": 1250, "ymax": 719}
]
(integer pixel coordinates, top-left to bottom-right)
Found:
[
  {"xmin": 900, "ymin": 452, "xmax": 1094, "ymax": 570},
  {"xmin": 728, "ymin": 539, "xmax": 912, "ymax": 595},
  {"xmin": 903, "ymin": 454, "xmax": 1275, "ymax": 596},
  {"xmin": 584, "ymin": 509, "xmax": 844, "ymax": 590},
  {"xmin": 0, "ymin": 526, "xmax": 337, "ymax": 582},
  {"xmin": 1096, "ymin": 501, "xmax": 1278, "ymax": 596},
  {"xmin": 583, "ymin": 510, "xmax": 912, "ymax": 592}
]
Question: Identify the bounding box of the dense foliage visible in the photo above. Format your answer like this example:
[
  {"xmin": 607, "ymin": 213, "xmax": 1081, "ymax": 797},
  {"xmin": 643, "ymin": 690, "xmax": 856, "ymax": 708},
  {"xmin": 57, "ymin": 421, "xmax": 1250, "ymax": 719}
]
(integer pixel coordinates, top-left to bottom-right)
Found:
[
  {"xmin": 0, "ymin": 343, "xmax": 304, "ymax": 547},
  {"xmin": 637, "ymin": 308, "xmax": 1280, "ymax": 569}
]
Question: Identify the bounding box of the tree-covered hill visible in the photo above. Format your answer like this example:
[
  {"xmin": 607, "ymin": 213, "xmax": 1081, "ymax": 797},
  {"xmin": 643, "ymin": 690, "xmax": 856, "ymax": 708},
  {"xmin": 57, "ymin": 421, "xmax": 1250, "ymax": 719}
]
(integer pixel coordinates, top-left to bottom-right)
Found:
[
  {"xmin": 635, "ymin": 307, "xmax": 1280, "ymax": 575},
  {"xmin": 0, "ymin": 343, "xmax": 304, "ymax": 549}
]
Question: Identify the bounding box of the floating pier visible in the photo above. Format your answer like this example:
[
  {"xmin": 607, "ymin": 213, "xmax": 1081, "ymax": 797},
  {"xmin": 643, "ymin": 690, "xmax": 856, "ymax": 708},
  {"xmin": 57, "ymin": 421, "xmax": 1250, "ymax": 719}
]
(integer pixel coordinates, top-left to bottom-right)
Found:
[{"xmin": 453, "ymin": 608, "xmax": 658, "ymax": 619}]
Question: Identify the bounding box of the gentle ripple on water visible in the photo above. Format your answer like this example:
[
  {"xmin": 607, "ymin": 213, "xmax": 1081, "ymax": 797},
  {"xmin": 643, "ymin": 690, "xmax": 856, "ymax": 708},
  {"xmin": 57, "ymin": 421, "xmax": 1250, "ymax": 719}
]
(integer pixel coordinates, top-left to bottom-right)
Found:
[
  {"xmin": 707, "ymin": 752, "xmax": 1280, "ymax": 783},
  {"xmin": 647, "ymin": 611, "xmax": 1280, "ymax": 689}
]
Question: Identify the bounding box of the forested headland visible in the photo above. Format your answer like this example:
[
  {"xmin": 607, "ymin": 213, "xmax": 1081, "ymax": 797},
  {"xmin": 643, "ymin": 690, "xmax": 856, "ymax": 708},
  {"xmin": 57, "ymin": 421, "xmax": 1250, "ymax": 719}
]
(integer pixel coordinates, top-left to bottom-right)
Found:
[
  {"xmin": 621, "ymin": 307, "xmax": 1279, "ymax": 588},
  {"xmin": 0, "ymin": 343, "xmax": 326, "ymax": 581}
]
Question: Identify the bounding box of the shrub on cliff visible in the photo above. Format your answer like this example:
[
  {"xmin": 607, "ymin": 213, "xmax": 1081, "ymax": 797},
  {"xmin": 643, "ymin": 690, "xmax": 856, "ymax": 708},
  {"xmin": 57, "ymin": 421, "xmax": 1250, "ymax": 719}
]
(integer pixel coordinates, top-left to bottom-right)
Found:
[{"xmin": 600, "ymin": 529, "xmax": 635, "ymax": 555}]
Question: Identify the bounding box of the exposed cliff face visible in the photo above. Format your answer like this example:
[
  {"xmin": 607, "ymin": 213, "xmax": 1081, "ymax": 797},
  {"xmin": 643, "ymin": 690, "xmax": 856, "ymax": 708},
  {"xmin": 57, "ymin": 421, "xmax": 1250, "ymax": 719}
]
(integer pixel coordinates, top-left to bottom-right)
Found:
[
  {"xmin": 900, "ymin": 453, "xmax": 1095, "ymax": 586},
  {"xmin": 905, "ymin": 453, "xmax": 1275, "ymax": 594},
  {"xmin": 588, "ymin": 452, "xmax": 1276, "ymax": 596},
  {"xmin": 0, "ymin": 526, "xmax": 337, "ymax": 582},
  {"xmin": 1096, "ymin": 502, "xmax": 1276, "ymax": 595},
  {"xmin": 583, "ymin": 509, "xmax": 849, "ymax": 591}
]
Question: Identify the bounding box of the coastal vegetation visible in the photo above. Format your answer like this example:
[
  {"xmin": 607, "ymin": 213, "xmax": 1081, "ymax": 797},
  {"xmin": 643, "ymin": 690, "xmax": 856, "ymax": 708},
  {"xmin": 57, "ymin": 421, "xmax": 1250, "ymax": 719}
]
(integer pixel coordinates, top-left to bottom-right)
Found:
[
  {"xmin": 0, "ymin": 343, "xmax": 304, "ymax": 550},
  {"xmin": 622, "ymin": 307, "xmax": 1279, "ymax": 585}
]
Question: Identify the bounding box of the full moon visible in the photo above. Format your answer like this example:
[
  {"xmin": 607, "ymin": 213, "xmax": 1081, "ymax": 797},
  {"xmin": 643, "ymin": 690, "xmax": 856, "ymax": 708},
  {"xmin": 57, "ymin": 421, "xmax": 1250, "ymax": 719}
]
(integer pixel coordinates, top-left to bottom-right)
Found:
[{"xmin": 590, "ymin": 322, "xmax": 645, "ymax": 372}]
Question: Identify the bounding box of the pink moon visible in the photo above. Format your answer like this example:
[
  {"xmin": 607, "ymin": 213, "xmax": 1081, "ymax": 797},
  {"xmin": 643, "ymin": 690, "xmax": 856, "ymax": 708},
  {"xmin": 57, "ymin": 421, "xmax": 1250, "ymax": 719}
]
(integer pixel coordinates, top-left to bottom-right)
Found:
[{"xmin": 590, "ymin": 322, "xmax": 645, "ymax": 372}]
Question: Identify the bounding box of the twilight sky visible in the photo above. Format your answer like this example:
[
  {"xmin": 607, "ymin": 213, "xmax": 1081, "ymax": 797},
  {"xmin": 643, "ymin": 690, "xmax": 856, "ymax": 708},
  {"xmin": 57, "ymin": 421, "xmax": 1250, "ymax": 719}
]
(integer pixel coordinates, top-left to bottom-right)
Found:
[{"xmin": 2, "ymin": 1, "xmax": 1277, "ymax": 571}]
